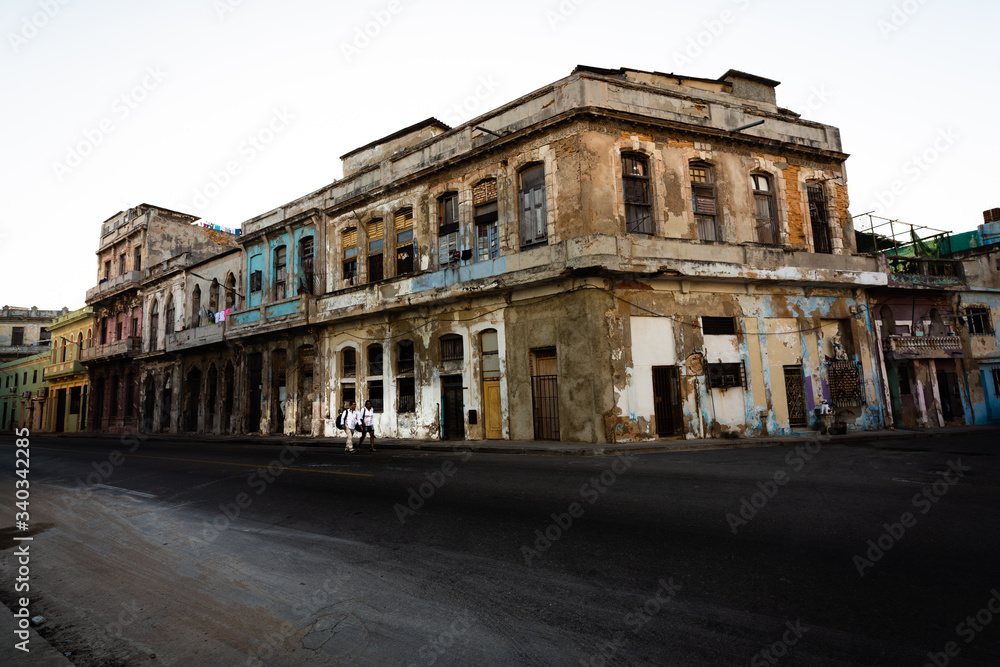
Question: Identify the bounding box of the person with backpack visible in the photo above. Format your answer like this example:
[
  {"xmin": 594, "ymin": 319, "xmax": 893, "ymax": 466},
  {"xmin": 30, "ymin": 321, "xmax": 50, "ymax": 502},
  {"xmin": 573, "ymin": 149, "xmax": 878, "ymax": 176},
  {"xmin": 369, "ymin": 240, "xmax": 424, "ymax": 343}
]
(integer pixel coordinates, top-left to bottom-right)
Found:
[
  {"xmin": 338, "ymin": 400, "xmax": 361, "ymax": 453},
  {"xmin": 359, "ymin": 399, "xmax": 377, "ymax": 452}
]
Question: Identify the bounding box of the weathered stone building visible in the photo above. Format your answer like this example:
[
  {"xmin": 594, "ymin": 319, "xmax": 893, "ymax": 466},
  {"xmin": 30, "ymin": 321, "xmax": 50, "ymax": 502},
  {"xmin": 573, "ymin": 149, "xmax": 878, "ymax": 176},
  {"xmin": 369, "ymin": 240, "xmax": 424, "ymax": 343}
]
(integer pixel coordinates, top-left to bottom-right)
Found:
[
  {"xmin": 83, "ymin": 204, "xmax": 239, "ymax": 433},
  {"xmin": 0, "ymin": 305, "xmax": 64, "ymax": 362},
  {"xmin": 131, "ymin": 65, "xmax": 893, "ymax": 443}
]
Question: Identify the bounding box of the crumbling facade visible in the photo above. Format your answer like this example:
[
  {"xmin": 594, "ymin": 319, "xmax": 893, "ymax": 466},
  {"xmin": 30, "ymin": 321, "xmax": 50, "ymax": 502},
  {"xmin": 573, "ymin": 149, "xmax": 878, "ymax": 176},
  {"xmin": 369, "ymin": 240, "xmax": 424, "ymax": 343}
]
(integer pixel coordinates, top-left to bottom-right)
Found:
[{"xmin": 0, "ymin": 305, "xmax": 64, "ymax": 362}]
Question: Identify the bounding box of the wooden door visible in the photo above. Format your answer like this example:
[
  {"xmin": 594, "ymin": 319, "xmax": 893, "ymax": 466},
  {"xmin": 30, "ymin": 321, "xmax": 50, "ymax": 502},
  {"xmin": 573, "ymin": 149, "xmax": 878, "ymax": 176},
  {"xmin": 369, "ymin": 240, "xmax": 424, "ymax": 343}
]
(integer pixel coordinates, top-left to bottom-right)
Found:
[
  {"xmin": 483, "ymin": 379, "xmax": 501, "ymax": 439},
  {"xmin": 441, "ymin": 375, "xmax": 464, "ymax": 440}
]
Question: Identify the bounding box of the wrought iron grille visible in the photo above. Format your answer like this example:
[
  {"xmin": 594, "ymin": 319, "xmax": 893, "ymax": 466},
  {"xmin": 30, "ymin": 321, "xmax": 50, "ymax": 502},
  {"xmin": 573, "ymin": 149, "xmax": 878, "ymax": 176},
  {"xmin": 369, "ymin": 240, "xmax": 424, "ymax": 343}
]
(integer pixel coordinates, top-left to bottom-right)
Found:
[{"xmin": 826, "ymin": 360, "xmax": 866, "ymax": 407}]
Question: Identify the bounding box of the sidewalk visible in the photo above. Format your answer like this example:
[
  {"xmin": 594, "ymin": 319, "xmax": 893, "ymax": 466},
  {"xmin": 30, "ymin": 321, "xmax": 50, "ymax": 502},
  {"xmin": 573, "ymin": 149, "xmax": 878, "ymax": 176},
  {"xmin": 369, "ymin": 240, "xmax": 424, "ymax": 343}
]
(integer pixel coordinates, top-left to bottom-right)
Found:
[
  {"xmin": 1, "ymin": 605, "xmax": 72, "ymax": 666},
  {"xmin": 52, "ymin": 424, "xmax": 1000, "ymax": 456}
]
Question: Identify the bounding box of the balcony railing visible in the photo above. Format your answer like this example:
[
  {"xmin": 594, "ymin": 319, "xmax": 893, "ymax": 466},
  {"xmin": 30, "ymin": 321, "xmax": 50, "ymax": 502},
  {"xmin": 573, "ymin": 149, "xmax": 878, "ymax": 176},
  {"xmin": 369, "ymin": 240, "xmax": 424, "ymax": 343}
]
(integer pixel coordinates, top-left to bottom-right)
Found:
[
  {"xmin": 86, "ymin": 270, "xmax": 143, "ymax": 303},
  {"xmin": 887, "ymin": 256, "xmax": 963, "ymax": 280},
  {"xmin": 884, "ymin": 335, "xmax": 962, "ymax": 359},
  {"xmin": 43, "ymin": 360, "xmax": 86, "ymax": 380},
  {"xmin": 80, "ymin": 336, "xmax": 142, "ymax": 362}
]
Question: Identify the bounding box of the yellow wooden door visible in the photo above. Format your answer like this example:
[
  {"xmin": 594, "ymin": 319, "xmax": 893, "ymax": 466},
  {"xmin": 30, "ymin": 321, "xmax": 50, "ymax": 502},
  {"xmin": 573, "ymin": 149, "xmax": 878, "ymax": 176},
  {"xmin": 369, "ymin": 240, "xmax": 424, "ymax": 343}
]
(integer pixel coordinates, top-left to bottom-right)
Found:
[{"xmin": 483, "ymin": 379, "xmax": 502, "ymax": 439}]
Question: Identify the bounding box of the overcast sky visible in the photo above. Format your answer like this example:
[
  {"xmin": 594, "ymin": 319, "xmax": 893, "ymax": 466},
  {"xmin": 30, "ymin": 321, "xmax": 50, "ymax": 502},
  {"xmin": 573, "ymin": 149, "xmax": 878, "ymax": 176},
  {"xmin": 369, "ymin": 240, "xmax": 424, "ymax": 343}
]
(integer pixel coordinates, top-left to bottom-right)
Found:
[{"xmin": 2, "ymin": 0, "xmax": 997, "ymax": 310}]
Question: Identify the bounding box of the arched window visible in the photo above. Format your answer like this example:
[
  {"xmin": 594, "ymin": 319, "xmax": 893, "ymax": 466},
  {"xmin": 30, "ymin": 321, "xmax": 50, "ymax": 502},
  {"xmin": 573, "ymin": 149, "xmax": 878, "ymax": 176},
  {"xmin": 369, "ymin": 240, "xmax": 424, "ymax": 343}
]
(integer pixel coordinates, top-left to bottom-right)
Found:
[
  {"xmin": 61, "ymin": 338, "xmax": 67, "ymax": 363},
  {"xmin": 690, "ymin": 161, "xmax": 720, "ymax": 242},
  {"xmin": 191, "ymin": 285, "xmax": 202, "ymax": 327},
  {"xmin": 367, "ymin": 343, "xmax": 383, "ymax": 376},
  {"xmin": 367, "ymin": 220, "xmax": 384, "ymax": 282},
  {"xmin": 394, "ymin": 209, "xmax": 415, "ymax": 275},
  {"xmin": 209, "ymin": 279, "xmax": 219, "ymax": 312},
  {"xmin": 149, "ymin": 300, "xmax": 159, "ymax": 351},
  {"xmin": 76, "ymin": 333, "xmax": 83, "ymax": 358},
  {"xmin": 342, "ymin": 348, "xmax": 356, "ymax": 378},
  {"xmin": 807, "ymin": 182, "xmax": 832, "ymax": 254},
  {"xmin": 342, "ymin": 228, "xmax": 358, "ymax": 286},
  {"xmin": 273, "ymin": 245, "xmax": 287, "ymax": 299},
  {"xmin": 519, "ymin": 164, "xmax": 547, "ymax": 247},
  {"xmin": 299, "ymin": 236, "xmax": 315, "ymax": 294},
  {"xmin": 165, "ymin": 295, "xmax": 175, "ymax": 335},
  {"xmin": 86, "ymin": 328, "xmax": 92, "ymax": 350},
  {"xmin": 225, "ymin": 273, "xmax": 237, "ymax": 309},
  {"xmin": 622, "ymin": 153, "xmax": 652, "ymax": 234},
  {"xmin": 481, "ymin": 329, "xmax": 500, "ymax": 379},
  {"xmin": 438, "ymin": 193, "xmax": 460, "ymax": 265},
  {"xmin": 751, "ymin": 174, "xmax": 778, "ymax": 245},
  {"xmin": 474, "ymin": 179, "xmax": 499, "ymax": 261},
  {"xmin": 440, "ymin": 334, "xmax": 463, "ymax": 362}
]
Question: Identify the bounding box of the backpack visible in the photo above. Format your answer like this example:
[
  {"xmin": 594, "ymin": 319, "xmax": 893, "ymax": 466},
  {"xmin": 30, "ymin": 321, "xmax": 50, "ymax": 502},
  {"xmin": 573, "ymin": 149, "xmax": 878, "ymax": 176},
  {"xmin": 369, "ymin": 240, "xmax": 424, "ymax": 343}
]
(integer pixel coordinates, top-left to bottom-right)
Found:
[{"xmin": 337, "ymin": 409, "xmax": 347, "ymax": 430}]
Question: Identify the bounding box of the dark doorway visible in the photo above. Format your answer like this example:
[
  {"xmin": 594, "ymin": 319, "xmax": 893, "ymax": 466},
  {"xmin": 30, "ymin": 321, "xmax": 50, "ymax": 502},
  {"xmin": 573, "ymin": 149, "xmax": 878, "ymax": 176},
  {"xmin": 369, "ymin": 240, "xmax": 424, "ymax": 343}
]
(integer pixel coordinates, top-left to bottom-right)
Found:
[
  {"xmin": 783, "ymin": 366, "xmax": 808, "ymax": 428},
  {"xmin": 184, "ymin": 368, "xmax": 202, "ymax": 433},
  {"xmin": 441, "ymin": 375, "xmax": 464, "ymax": 440},
  {"xmin": 298, "ymin": 346, "xmax": 314, "ymax": 435},
  {"xmin": 222, "ymin": 362, "xmax": 235, "ymax": 434},
  {"xmin": 271, "ymin": 349, "xmax": 287, "ymax": 435},
  {"xmin": 93, "ymin": 377, "xmax": 106, "ymax": 431},
  {"xmin": 144, "ymin": 376, "xmax": 155, "ymax": 432},
  {"xmin": 206, "ymin": 365, "xmax": 218, "ymax": 434},
  {"xmin": 247, "ymin": 353, "xmax": 263, "ymax": 433},
  {"xmin": 531, "ymin": 348, "xmax": 560, "ymax": 440},
  {"xmin": 652, "ymin": 366, "xmax": 683, "ymax": 436},
  {"xmin": 936, "ymin": 371, "xmax": 963, "ymax": 423},
  {"xmin": 55, "ymin": 388, "xmax": 67, "ymax": 433}
]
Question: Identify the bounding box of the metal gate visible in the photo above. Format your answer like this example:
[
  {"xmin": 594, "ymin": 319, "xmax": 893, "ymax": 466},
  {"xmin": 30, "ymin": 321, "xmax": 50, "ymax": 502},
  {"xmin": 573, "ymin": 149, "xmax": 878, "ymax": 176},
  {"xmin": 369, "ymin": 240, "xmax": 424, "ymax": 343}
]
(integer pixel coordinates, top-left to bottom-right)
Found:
[
  {"xmin": 783, "ymin": 366, "xmax": 808, "ymax": 427},
  {"xmin": 531, "ymin": 375, "xmax": 560, "ymax": 440},
  {"xmin": 652, "ymin": 366, "xmax": 683, "ymax": 436}
]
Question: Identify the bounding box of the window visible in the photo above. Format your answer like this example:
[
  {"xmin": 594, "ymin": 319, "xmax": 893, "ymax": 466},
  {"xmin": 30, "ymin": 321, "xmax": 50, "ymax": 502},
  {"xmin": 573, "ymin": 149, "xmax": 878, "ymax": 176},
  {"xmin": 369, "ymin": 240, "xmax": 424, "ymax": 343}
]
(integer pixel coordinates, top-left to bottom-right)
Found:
[
  {"xmin": 691, "ymin": 161, "xmax": 721, "ymax": 242},
  {"xmin": 398, "ymin": 377, "xmax": 415, "ymax": 413},
  {"xmin": 519, "ymin": 164, "xmax": 547, "ymax": 247},
  {"xmin": 752, "ymin": 174, "xmax": 778, "ymax": 245},
  {"xmin": 77, "ymin": 332, "xmax": 83, "ymax": 354},
  {"xmin": 481, "ymin": 329, "xmax": 500, "ymax": 379},
  {"xmin": 100, "ymin": 318, "xmax": 108, "ymax": 345},
  {"xmin": 706, "ymin": 362, "xmax": 746, "ymax": 390},
  {"xmin": 438, "ymin": 193, "xmax": 460, "ymax": 265},
  {"xmin": 342, "ymin": 348, "xmax": 356, "ymax": 378},
  {"xmin": 115, "ymin": 315, "xmax": 123, "ymax": 342},
  {"xmin": 368, "ymin": 344, "xmax": 383, "ymax": 376},
  {"xmin": 474, "ymin": 180, "xmax": 499, "ymax": 261},
  {"xmin": 250, "ymin": 270, "xmax": 263, "ymax": 293},
  {"xmin": 343, "ymin": 228, "xmax": 358, "ymax": 285},
  {"xmin": 130, "ymin": 310, "xmax": 139, "ymax": 338},
  {"xmin": 210, "ymin": 279, "xmax": 220, "ymax": 311},
  {"xmin": 702, "ymin": 317, "xmax": 737, "ymax": 336},
  {"xmin": 149, "ymin": 301, "xmax": 159, "ymax": 351},
  {"xmin": 225, "ymin": 273, "xmax": 237, "ymax": 308},
  {"xmin": 807, "ymin": 183, "xmax": 832, "ymax": 254},
  {"xmin": 61, "ymin": 339, "xmax": 67, "ymax": 362},
  {"xmin": 369, "ymin": 380, "xmax": 384, "ymax": 413},
  {"xmin": 11, "ymin": 327, "xmax": 24, "ymax": 346},
  {"xmin": 299, "ymin": 237, "xmax": 314, "ymax": 294},
  {"xmin": 134, "ymin": 246, "xmax": 142, "ymax": 272},
  {"xmin": 395, "ymin": 209, "xmax": 415, "ymax": 275},
  {"xmin": 191, "ymin": 285, "xmax": 202, "ymax": 327},
  {"xmin": 440, "ymin": 334, "xmax": 463, "ymax": 362},
  {"xmin": 397, "ymin": 340, "xmax": 415, "ymax": 375},
  {"xmin": 274, "ymin": 246, "xmax": 287, "ymax": 299},
  {"xmin": 103, "ymin": 260, "xmax": 111, "ymax": 280},
  {"xmin": 966, "ymin": 307, "xmax": 994, "ymax": 336},
  {"xmin": 622, "ymin": 153, "xmax": 653, "ymax": 234},
  {"xmin": 165, "ymin": 296, "xmax": 175, "ymax": 335},
  {"xmin": 367, "ymin": 220, "xmax": 384, "ymax": 282},
  {"xmin": 992, "ymin": 367, "xmax": 1000, "ymax": 395},
  {"xmin": 32, "ymin": 370, "xmax": 37, "ymax": 384}
]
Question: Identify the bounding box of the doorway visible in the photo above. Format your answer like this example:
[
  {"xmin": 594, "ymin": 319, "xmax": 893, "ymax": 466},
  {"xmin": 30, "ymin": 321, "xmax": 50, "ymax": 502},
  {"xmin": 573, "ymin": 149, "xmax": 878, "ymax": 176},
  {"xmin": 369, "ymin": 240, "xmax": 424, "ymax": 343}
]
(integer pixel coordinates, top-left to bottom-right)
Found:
[
  {"xmin": 184, "ymin": 368, "xmax": 202, "ymax": 433},
  {"xmin": 441, "ymin": 375, "xmax": 464, "ymax": 440},
  {"xmin": 247, "ymin": 353, "xmax": 262, "ymax": 433},
  {"xmin": 936, "ymin": 371, "xmax": 963, "ymax": 423},
  {"xmin": 531, "ymin": 348, "xmax": 560, "ymax": 441},
  {"xmin": 652, "ymin": 366, "xmax": 683, "ymax": 436},
  {"xmin": 55, "ymin": 388, "xmax": 67, "ymax": 433},
  {"xmin": 783, "ymin": 366, "xmax": 808, "ymax": 428}
]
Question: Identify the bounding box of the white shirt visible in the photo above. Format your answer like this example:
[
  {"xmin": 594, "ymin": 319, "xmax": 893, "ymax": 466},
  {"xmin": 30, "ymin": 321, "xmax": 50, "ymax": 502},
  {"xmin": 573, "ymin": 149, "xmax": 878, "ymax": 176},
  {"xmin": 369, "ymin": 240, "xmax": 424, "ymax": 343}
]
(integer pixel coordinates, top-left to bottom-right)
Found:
[
  {"xmin": 360, "ymin": 407, "xmax": 375, "ymax": 426},
  {"xmin": 343, "ymin": 409, "xmax": 361, "ymax": 430}
]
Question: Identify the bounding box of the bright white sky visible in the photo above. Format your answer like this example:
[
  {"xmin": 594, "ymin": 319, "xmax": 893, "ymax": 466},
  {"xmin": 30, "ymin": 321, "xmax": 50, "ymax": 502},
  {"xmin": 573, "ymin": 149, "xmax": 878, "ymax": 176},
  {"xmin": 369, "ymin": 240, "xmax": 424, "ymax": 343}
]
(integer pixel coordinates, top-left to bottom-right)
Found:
[{"xmin": 2, "ymin": 0, "xmax": 997, "ymax": 309}]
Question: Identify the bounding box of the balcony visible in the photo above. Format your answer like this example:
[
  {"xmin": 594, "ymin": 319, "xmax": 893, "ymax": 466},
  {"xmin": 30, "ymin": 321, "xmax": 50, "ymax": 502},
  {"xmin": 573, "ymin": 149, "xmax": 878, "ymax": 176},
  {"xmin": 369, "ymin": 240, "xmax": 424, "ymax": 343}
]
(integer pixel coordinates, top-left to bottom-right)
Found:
[
  {"xmin": 883, "ymin": 335, "xmax": 963, "ymax": 360},
  {"xmin": 81, "ymin": 336, "xmax": 143, "ymax": 363},
  {"xmin": 884, "ymin": 256, "xmax": 965, "ymax": 289},
  {"xmin": 165, "ymin": 324, "xmax": 225, "ymax": 352},
  {"xmin": 43, "ymin": 360, "xmax": 86, "ymax": 381},
  {"xmin": 86, "ymin": 270, "xmax": 143, "ymax": 304}
]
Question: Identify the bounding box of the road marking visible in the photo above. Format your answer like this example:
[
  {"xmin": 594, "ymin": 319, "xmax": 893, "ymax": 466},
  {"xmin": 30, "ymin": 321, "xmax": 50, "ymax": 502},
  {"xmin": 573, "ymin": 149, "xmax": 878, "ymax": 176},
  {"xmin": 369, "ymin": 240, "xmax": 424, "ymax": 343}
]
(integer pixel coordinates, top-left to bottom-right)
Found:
[
  {"xmin": 4, "ymin": 446, "xmax": 374, "ymax": 478},
  {"xmin": 93, "ymin": 484, "xmax": 157, "ymax": 498}
]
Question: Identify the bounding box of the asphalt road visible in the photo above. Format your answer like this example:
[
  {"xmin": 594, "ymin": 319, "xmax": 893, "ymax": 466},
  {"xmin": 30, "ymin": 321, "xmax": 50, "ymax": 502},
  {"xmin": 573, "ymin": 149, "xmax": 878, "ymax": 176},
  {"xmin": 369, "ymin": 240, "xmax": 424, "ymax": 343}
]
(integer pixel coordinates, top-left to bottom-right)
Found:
[{"xmin": 1, "ymin": 432, "xmax": 998, "ymax": 666}]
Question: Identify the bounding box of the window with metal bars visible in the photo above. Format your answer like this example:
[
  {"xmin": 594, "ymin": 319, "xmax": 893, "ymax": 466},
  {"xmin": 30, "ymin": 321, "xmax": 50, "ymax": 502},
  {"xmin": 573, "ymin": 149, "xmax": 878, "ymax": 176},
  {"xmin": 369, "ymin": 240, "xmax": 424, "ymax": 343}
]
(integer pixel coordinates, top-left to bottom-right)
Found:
[
  {"xmin": 367, "ymin": 220, "xmax": 384, "ymax": 282},
  {"xmin": 396, "ymin": 339, "xmax": 414, "ymax": 375},
  {"xmin": 706, "ymin": 362, "xmax": 746, "ymax": 390},
  {"xmin": 343, "ymin": 228, "xmax": 358, "ymax": 285},
  {"xmin": 752, "ymin": 174, "xmax": 779, "ymax": 245},
  {"xmin": 807, "ymin": 183, "xmax": 832, "ymax": 254},
  {"xmin": 299, "ymin": 237, "xmax": 314, "ymax": 294},
  {"xmin": 368, "ymin": 344, "xmax": 383, "ymax": 376},
  {"xmin": 965, "ymin": 307, "xmax": 994, "ymax": 335},
  {"xmin": 474, "ymin": 179, "xmax": 500, "ymax": 261},
  {"xmin": 165, "ymin": 297, "xmax": 175, "ymax": 335},
  {"xmin": 439, "ymin": 193, "xmax": 460, "ymax": 264},
  {"xmin": 273, "ymin": 246, "xmax": 287, "ymax": 299},
  {"xmin": 342, "ymin": 348, "xmax": 356, "ymax": 378},
  {"xmin": 394, "ymin": 209, "xmax": 415, "ymax": 275},
  {"xmin": 440, "ymin": 334, "xmax": 463, "ymax": 362},
  {"xmin": 691, "ymin": 161, "xmax": 721, "ymax": 242},
  {"xmin": 622, "ymin": 153, "xmax": 653, "ymax": 234},
  {"xmin": 369, "ymin": 380, "xmax": 383, "ymax": 413},
  {"xmin": 519, "ymin": 164, "xmax": 547, "ymax": 247},
  {"xmin": 398, "ymin": 377, "xmax": 415, "ymax": 413},
  {"xmin": 702, "ymin": 316, "xmax": 737, "ymax": 335}
]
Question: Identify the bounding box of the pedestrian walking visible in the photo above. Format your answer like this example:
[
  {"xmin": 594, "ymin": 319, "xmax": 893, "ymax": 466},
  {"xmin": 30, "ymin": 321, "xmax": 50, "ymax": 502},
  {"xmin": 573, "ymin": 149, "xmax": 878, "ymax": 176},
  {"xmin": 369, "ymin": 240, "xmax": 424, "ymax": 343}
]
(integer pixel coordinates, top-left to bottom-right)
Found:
[
  {"xmin": 360, "ymin": 399, "xmax": 377, "ymax": 451},
  {"xmin": 339, "ymin": 401, "xmax": 361, "ymax": 453}
]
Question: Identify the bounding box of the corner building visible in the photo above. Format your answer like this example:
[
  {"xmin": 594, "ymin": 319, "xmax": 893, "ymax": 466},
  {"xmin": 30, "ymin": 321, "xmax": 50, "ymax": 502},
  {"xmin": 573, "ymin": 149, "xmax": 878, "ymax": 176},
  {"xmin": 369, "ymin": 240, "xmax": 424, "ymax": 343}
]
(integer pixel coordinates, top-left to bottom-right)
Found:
[{"xmin": 173, "ymin": 65, "xmax": 886, "ymax": 443}]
